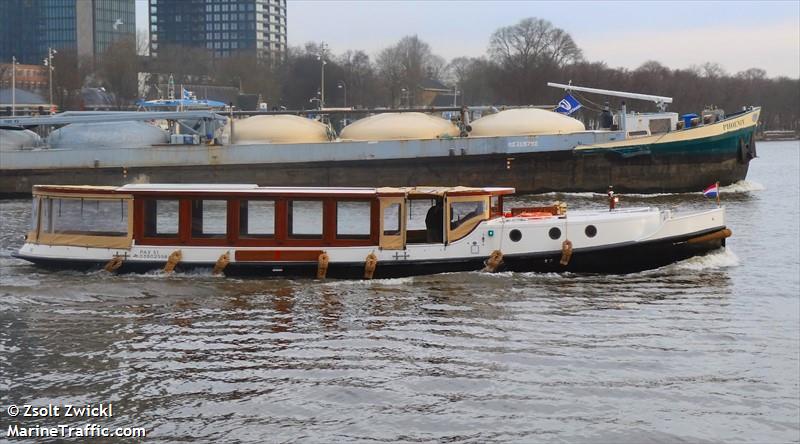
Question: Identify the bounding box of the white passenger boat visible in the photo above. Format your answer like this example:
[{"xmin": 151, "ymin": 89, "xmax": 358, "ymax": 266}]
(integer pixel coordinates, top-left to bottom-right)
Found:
[{"xmin": 14, "ymin": 184, "xmax": 732, "ymax": 278}]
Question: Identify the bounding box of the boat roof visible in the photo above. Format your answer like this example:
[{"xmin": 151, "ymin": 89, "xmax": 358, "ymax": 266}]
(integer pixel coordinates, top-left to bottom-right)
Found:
[{"xmin": 33, "ymin": 184, "xmax": 515, "ymax": 197}]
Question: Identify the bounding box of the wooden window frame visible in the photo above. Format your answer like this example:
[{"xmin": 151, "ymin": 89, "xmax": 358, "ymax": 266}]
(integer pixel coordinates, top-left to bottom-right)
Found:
[
  {"xmin": 236, "ymin": 198, "xmax": 277, "ymax": 243},
  {"xmin": 333, "ymin": 199, "xmax": 378, "ymax": 246},
  {"xmin": 135, "ymin": 197, "xmax": 185, "ymax": 246},
  {"xmin": 188, "ymin": 198, "xmax": 232, "ymax": 246}
]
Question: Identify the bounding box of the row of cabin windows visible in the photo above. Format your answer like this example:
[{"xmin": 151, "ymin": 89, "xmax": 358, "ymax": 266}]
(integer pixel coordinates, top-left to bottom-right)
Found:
[
  {"xmin": 28, "ymin": 196, "xmax": 493, "ymax": 244},
  {"xmin": 143, "ymin": 199, "xmax": 372, "ymax": 241}
]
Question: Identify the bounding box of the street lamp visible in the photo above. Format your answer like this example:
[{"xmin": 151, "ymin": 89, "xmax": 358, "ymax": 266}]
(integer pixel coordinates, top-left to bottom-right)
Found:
[
  {"xmin": 317, "ymin": 41, "xmax": 328, "ymax": 109},
  {"xmin": 43, "ymin": 47, "xmax": 57, "ymax": 113},
  {"xmin": 400, "ymin": 87, "xmax": 409, "ymax": 108},
  {"xmin": 452, "ymin": 86, "xmax": 460, "ymax": 107},
  {"xmin": 337, "ymin": 80, "xmax": 347, "ymax": 108},
  {"xmin": 309, "ymin": 93, "xmax": 321, "ymax": 110},
  {"xmin": 11, "ymin": 56, "xmax": 18, "ymax": 116}
]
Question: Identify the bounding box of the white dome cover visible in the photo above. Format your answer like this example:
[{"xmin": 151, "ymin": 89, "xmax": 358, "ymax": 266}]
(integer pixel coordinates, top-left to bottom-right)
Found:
[
  {"xmin": 0, "ymin": 129, "xmax": 43, "ymax": 151},
  {"xmin": 48, "ymin": 121, "xmax": 169, "ymax": 149},
  {"xmin": 228, "ymin": 115, "xmax": 329, "ymax": 144},
  {"xmin": 340, "ymin": 112, "xmax": 459, "ymax": 141},
  {"xmin": 470, "ymin": 108, "xmax": 585, "ymax": 137}
]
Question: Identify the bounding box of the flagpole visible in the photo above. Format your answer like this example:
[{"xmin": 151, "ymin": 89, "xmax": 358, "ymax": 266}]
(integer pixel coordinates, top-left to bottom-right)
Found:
[{"xmin": 716, "ymin": 181, "xmax": 720, "ymax": 207}]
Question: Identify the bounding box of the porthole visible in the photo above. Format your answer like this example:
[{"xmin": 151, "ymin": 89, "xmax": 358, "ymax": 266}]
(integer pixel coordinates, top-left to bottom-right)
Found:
[
  {"xmin": 509, "ymin": 229, "xmax": 522, "ymax": 242},
  {"xmin": 585, "ymin": 225, "xmax": 597, "ymax": 238},
  {"xmin": 548, "ymin": 227, "xmax": 561, "ymax": 240}
]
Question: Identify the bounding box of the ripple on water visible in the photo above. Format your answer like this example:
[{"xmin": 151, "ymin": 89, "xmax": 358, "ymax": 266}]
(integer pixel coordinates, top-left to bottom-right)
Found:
[{"xmin": 0, "ymin": 142, "xmax": 798, "ymax": 443}]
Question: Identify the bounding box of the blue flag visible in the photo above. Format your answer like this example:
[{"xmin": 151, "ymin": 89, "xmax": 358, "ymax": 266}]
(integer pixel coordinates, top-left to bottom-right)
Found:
[{"xmin": 555, "ymin": 93, "xmax": 582, "ymax": 115}]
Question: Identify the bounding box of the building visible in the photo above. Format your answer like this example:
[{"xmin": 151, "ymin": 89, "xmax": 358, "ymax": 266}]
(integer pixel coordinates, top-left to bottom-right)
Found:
[
  {"xmin": 0, "ymin": 0, "xmax": 136, "ymax": 65},
  {"xmin": 150, "ymin": 0, "xmax": 287, "ymax": 58},
  {"xmin": 0, "ymin": 64, "xmax": 49, "ymax": 91},
  {"xmin": 418, "ymin": 78, "xmax": 461, "ymax": 107}
]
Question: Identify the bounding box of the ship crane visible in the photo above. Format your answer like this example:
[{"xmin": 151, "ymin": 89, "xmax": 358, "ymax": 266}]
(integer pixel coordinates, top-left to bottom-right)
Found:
[{"xmin": 548, "ymin": 82, "xmax": 673, "ymax": 112}]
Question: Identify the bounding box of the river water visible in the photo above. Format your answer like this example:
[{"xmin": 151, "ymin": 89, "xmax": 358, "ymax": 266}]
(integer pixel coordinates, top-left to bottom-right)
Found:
[{"xmin": 1, "ymin": 141, "xmax": 798, "ymax": 443}]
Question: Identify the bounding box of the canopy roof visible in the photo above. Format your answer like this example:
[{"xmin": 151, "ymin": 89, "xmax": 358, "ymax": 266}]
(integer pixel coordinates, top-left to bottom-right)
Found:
[{"xmin": 34, "ymin": 184, "xmax": 515, "ymax": 197}]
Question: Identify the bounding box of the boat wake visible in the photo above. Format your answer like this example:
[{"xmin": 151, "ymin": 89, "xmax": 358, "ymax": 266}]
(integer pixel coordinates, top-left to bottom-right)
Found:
[
  {"xmin": 661, "ymin": 248, "xmax": 739, "ymax": 272},
  {"xmin": 720, "ymin": 180, "xmax": 765, "ymax": 193},
  {"xmin": 531, "ymin": 180, "xmax": 764, "ymax": 199}
]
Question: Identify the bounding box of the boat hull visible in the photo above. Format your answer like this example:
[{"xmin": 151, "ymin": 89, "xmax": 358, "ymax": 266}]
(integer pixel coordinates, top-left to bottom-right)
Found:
[
  {"xmin": 13, "ymin": 228, "xmax": 727, "ymax": 278},
  {"xmin": 0, "ymin": 110, "xmax": 758, "ymax": 196}
]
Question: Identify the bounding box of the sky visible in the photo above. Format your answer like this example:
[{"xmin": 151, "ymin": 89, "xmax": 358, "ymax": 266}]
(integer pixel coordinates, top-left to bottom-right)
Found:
[{"xmin": 135, "ymin": 0, "xmax": 800, "ymax": 78}]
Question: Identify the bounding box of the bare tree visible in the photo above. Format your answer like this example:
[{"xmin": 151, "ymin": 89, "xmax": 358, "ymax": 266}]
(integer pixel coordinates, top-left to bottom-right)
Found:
[
  {"xmin": 99, "ymin": 37, "xmax": 140, "ymax": 109},
  {"xmin": 488, "ymin": 18, "xmax": 581, "ymax": 103},
  {"xmin": 375, "ymin": 35, "xmax": 445, "ymax": 106}
]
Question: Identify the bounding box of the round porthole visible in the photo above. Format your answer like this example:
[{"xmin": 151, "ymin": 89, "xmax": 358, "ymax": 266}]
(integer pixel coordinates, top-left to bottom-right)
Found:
[
  {"xmin": 585, "ymin": 225, "xmax": 597, "ymax": 238},
  {"xmin": 509, "ymin": 229, "xmax": 522, "ymax": 242},
  {"xmin": 548, "ymin": 227, "xmax": 561, "ymax": 240}
]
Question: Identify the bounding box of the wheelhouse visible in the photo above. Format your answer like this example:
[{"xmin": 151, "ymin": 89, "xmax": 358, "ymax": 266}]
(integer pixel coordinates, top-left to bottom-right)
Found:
[{"xmin": 26, "ymin": 184, "xmax": 514, "ymax": 251}]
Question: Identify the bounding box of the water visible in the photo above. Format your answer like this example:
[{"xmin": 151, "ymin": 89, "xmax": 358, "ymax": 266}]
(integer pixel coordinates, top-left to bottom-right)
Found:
[{"xmin": 1, "ymin": 142, "xmax": 798, "ymax": 443}]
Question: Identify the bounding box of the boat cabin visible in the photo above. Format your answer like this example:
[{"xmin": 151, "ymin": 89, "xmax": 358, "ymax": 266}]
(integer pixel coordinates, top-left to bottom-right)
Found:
[{"xmin": 26, "ymin": 184, "xmax": 514, "ymax": 251}]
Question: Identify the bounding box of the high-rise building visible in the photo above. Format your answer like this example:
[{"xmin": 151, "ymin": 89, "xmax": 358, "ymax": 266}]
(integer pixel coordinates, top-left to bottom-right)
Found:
[
  {"xmin": 0, "ymin": 0, "xmax": 136, "ymax": 65},
  {"xmin": 149, "ymin": 0, "xmax": 287, "ymax": 58}
]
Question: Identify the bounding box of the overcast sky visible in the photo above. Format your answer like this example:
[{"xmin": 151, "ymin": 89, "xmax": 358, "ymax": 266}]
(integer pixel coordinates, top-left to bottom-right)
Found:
[{"xmin": 135, "ymin": 0, "xmax": 800, "ymax": 78}]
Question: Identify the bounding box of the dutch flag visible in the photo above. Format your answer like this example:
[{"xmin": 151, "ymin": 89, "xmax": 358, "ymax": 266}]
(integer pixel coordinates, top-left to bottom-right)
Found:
[{"xmin": 703, "ymin": 182, "xmax": 719, "ymax": 198}]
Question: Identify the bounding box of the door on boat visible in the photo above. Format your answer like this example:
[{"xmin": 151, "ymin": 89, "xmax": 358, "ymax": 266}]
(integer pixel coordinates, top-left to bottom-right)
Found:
[
  {"xmin": 406, "ymin": 197, "xmax": 445, "ymax": 245},
  {"xmin": 379, "ymin": 196, "xmax": 406, "ymax": 250},
  {"xmin": 445, "ymin": 194, "xmax": 490, "ymax": 244}
]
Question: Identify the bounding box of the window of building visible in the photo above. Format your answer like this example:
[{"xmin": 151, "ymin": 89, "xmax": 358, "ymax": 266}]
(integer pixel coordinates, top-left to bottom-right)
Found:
[
  {"xmin": 336, "ymin": 201, "xmax": 371, "ymax": 239},
  {"xmin": 191, "ymin": 200, "xmax": 227, "ymax": 238},
  {"xmin": 288, "ymin": 200, "xmax": 323, "ymax": 239},
  {"xmin": 143, "ymin": 199, "xmax": 179, "ymax": 237},
  {"xmin": 239, "ymin": 200, "xmax": 275, "ymax": 238}
]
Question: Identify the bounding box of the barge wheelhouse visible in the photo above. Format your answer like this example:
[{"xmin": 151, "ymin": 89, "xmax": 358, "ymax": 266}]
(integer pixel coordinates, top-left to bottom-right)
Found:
[{"xmin": 16, "ymin": 184, "xmax": 732, "ymax": 278}]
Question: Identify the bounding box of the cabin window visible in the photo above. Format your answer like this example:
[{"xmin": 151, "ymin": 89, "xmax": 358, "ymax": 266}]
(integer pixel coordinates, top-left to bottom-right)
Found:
[
  {"xmin": 450, "ymin": 200, "xmax": 485, "ymax": 230},
  {"xmin": 383, "ymin": 202, "xmax": 401, "ymax": 235},
  {"xmin": 47, "ymin": 197, "xmax": 128, "ymax": 236},
  {"xmin": 288, "ymin": 200, "xmax": 323, "ymax": 239},
  {"xmin": 239, "ymin": 200, "xmax": 275, "ymax": 238},
  {"xmin": 143, "ymin": 199, "xmax": 179, "ymax": 237},
  {"xmin": 191, "ymin": 199, "xmax": 228, "ymax": 238},
  {"xmin": 336, "ymin": 201, "xmax": 371, "ymax": 239},
  {"xmin": 30, "ymin": 197, "xmax": 39, "ymax": 232}
]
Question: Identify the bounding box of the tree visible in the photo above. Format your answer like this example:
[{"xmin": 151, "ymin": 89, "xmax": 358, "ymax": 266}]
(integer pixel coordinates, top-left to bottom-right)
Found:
[
  {"xmin": 337, "ymin": 50, "xmax": 379, "ymax": 108},
  {"xmin": 50, "ymin": 49, "xmax": 92, "ymax": 110},
  {"xmin": 375, "ymin": 35, "xmax": 445, "ymax": 106},
  {"xmin": 488, "ymin": 18, "xmax": 582, "ymax": 103},
  {"xmin": 99, "ymin": 37, "xmax": 140, "ymax": 109}
]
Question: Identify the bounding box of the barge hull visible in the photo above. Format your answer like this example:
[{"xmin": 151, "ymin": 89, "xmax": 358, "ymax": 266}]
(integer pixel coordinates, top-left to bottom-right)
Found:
[
  {"xmin": 1, "ymin": 146, "xmax": 750, "ymax": 196},
  {"xmin": 0, "ymin": 111, "xmax": 757, "ymax": 196}
]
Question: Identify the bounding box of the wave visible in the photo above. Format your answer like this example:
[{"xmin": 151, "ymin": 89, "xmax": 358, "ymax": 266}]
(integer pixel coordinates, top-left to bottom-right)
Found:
[
  {"xmin": 664, "ymin": 248, "xmax": 740, "ymax": 272},
  {"xmin": 528, "ymin": 180, "xmax": 765, "ymax": 199},
  {"xmin": 720, "ymin": 180, "xmax": 765, "ymax": 193}
]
